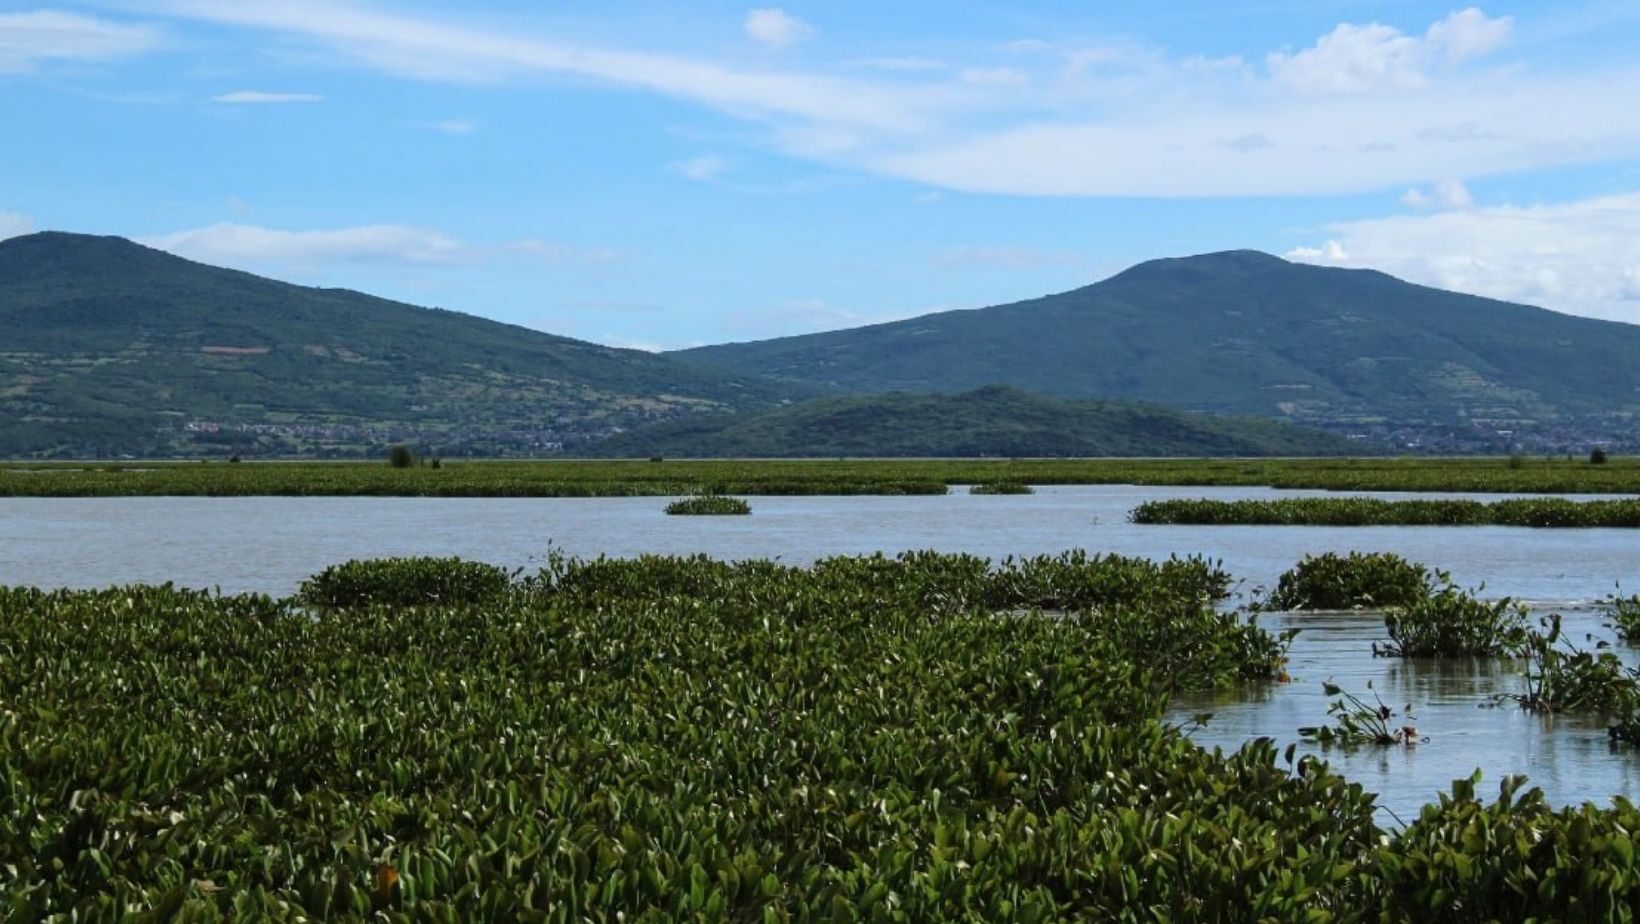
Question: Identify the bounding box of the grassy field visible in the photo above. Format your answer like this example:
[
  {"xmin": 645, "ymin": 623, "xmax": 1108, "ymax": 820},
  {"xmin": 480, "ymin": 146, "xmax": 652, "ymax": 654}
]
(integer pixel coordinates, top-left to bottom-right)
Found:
[
  {"xmin": 1, "ymin": 455, "xmax": 1637, "ymax": 497},
  {"xmin": 1132, "ymin": 496, "xmax": 1640, "ymax": 527},
  {"xmin": 6, "ymin": 551, "xmax": 1640, "ymax": 919}
]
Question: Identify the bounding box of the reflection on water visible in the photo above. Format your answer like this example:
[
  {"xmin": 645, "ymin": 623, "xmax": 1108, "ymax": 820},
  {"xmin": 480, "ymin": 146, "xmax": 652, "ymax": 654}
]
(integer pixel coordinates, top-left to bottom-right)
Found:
[
  {"xmin": 2, "ymin": 483, "xmax": 1638, "ymax": 814},
  {"xmin": 1172, "ymin": 607, "xmax": 1640, "ymax": 823}
]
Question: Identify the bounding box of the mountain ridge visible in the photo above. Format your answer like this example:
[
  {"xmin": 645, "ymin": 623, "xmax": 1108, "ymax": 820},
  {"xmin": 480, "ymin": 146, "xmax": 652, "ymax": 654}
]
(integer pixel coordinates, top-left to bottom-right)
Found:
[
  {"xmin": 671, "ymin": 250, "xmax": 1640, "ymax": 449},
  {"xmin": 587, "ymin": 385, "xmax": 1366, "ymax": 459},
  {"xmin": 0, "ymin": 231, "xmax": 802, "ymax": 458}
]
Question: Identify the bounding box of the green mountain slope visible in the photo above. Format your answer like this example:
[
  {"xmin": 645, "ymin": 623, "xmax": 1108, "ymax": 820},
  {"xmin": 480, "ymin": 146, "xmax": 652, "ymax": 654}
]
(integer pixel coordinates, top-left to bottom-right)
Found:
[
  {"xmin": 0, "ymin": 232, "xmax": 799, "ymax": 458},
  {"xmin": 673, "ymin": 251, "xmax": 1640, "ymax": 437},
  {"xmin": 588, "ymin": 386, "xmax": 1366, "ymax": 458}
]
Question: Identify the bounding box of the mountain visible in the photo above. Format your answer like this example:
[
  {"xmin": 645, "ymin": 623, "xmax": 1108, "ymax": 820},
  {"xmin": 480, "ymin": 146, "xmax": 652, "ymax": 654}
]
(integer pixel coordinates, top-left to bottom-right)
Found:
[
  {"xmin": 0, "ymin": 232, "xmax": 800, "ymax": 458},
  {"xmin": 587, "ymin": 386, "xmax": 1366, "ymax": 458},
  {"xmin": 673, "ymin": 251, "xmax": 1640, "ymax": 444}
]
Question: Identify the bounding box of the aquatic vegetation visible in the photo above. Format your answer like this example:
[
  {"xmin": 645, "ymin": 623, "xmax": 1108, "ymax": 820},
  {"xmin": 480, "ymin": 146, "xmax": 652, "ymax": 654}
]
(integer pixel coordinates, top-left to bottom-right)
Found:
[
  {"xmin": 6, "ymin": 554, "xmax": 1640, "ymax": 916},
  {"xmin": 297, "ymin": 556, "xmax": 513, "ymax": 607},
  {"xmin": 1299, "ymin": 681, "xmax": 1421, "ymax": 747},
  {"xmin": 663, "ymin": 494, "xmax": 752, "ymax": 515},
  {"xmin": 2, "ymin": 455, "xmax": 1638, "ymax": 497},
  {"xmin": 969, "ymin": 481, "xmax": 1034, "ymax": 495},
  {"xmin": 1268, "ymin": 551, "xmax": 1439, "ymax": 611},
  {"xmin": 1376, "ymin": 588, "xmax": 1530, "ymax": 658},
  {"xmin": 1130, "ymin": 496, "xmax": 1640, "ymax": 527},
  {"xmin": 1507, "ymin": 615, "xmax": 1640, "ymax": 714},
  {"xmin": 1377, "ymin": 773, "xmax": 1640, "ymax": 921},
  {"xmin": 1605, "ymin": 592, "xmax": 1640, "ymax": 642}
]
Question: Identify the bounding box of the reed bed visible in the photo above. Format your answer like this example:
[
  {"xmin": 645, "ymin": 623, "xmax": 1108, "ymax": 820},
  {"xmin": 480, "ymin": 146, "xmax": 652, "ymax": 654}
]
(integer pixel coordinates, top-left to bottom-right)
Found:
[
  {"xmin": 1132, "ymin": 496, "xmax": 1640, "ymax": 527},
  {"xmin": 2, "ymin": 455, "xmax": 1637, "ymax": 497}
]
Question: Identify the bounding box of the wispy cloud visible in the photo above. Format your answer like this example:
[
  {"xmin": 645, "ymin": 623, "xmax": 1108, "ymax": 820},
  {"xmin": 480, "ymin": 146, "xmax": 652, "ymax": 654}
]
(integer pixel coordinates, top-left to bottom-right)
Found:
[
  {"xmin": 211, "ymin": 90, "xmax": 324, "ymax": 103},
  {"xmin": 428, "ymin": 118, "xmax": 477, "ymax": 135},
  {"xmin": 121, "ymin": 3, "xmax": 1640, "ymax": 198},
  {"xmin": 669, "ymin": 154, "xmax": 728, "ymax": 181},
  {"xmin": 139, "ymin": 0, "xmax": 924, "ymax": 133},
  {"xmin": 142, "ymin": 223, "xmax": 468, "ymax": 268},
  {"xmin": 1286, "ymin": 191, "xmax": 1640, "ymax": 323},
  {"xmin": 958, "ymin": 66, "xmax": 1029, "ymax": 88},
  {"xmin": 744, "ymin": 8, "xmax": 815, "ymax": 50},
  {"xmin": 0, "ymin": 9, "xmax": 159, "ymax": 73},
  {"xmin": 1401, "ymin": 179, "xmax": 1474, "ymax": 211},
  {"xmin": 0, "ymin": 210, "xmax": 35, "ymax": 242}
]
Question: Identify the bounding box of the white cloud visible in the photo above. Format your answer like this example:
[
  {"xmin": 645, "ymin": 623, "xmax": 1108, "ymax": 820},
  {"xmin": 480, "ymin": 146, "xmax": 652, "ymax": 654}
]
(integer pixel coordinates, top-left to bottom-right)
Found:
[
  {"xmin": 142, "ymin": 223, "xmax": 467, "ymax": 268},
  {"xmin": 1266, "ymin": 7, "xmax": 1508, "ymax": 93},
  {"xmin": 1267, "ymin": 8, "xmax": 1512, "ymax": 94},
  {"xmin": 1285, "ymin": 192, "xmax": 1640, "ymax": 323},
  {"xmin": 669, "ymin": 154, "xmax": 728, "ymax": 181},
  {"xmin": 1284, "ymin": 239, "xmax": 1349, "ymax": 263},
  {"xmin": 958, "ymin": 66, "xmax": 1030, "ymax": 88},
  {"xmin": 743, "ymin": 8, "xmax": 815, "ymax": 49},
  {"xmin": 144, "ymin": 0, "xmax": 926, "ymax": 132},
  {"xmin": 1401, "ymin": 179, "xmax": 1474, "ymax": 211},
  {"xmin": 0, "ymin": 10, "xmax": 158, "ymax": 73},
  {"xmin": 133, "ymin": 3, "xmax": 1640, "ymax": 199},
  {"xmin": 871, "ymin": 67, "xmax": 1640, "ymax": 196},
  {"xmin": 1425, "ymin": 7, "xmax": 1514, "ymax": 64},
  {"xmin": 211, "ymin": 90, "xmax": 324, "ymax": 103},
  {"xmin": 0, "ymin": 210, "xmax": 35, "ymax": 241}
]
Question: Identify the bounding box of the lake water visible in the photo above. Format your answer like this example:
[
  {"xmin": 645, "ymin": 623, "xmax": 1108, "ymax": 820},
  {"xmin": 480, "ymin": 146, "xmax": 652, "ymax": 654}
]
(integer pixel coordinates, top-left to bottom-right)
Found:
[{"xmin": 3, "ymin": 483, "xmax": 1638, "ymax": 820}]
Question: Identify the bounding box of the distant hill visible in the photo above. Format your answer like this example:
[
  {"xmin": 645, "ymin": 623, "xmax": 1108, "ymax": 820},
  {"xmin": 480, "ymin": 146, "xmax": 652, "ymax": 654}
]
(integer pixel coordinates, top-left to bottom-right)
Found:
[
  {"xmin": 588, "ymin": 386, "xmax": 1367, "ymax": 458},
  {"xmin": 673, "ymin": 251, "xmax": 1640, "ymax": 444},
  {"xmin": 0, "ymin": 232, "xmax": 799, "ymax": 458}
]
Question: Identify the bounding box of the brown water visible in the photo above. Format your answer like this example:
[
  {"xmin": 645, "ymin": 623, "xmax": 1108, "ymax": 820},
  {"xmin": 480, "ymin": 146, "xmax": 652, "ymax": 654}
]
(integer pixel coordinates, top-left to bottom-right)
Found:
[{"xmin": 3, "ymin": 484, "xmax": 1637, "ymax": 817}]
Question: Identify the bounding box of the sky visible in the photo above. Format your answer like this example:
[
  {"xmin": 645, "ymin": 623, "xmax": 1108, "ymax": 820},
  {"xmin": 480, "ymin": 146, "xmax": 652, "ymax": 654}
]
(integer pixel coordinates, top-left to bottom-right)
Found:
[{"xmin": 5, "ymin": 1, "xmax": 1640, "ymax": 350}]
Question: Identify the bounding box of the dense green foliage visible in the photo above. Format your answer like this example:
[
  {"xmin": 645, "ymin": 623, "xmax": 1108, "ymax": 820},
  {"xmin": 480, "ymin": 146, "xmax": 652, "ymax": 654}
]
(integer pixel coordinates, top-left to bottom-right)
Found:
[
  {"xmin": 4, "ymin": 456, "xmax": 1638, "ymax": 497},
  {"xmin": 675, "ymin": 250, "xmax": 1640, "ymax": 437},
  {"xmin": 1268, "ymin": 552, "xmax": 1437, "ymax": 611},
  {"xmin": 8, "ymin": 553, "xmax": 1640, "ymax": 919},
  {"xmin": 297, "ymin": 557, "xmax": 513, "ymax": 608},
  {"xmin": 1376, "ymin": 588, "xmax": 1530, "ymax": 658},
  {"xmin": 1131, "ymin": 496, "xmax": 1640, "ymax": 527},
  {"xmin": 591, "ymin": 386, "xmax": 1362, "ymax": 458},
  {"xmin": 1381, "ymin": 774, "xmax": 1640, "ymax": 920},
  {"xmin": 663, "ymin": 495, "xmax": 752, "ymax": 515},
  {"xmin": 969, "ymin": 481, "xmax": 1034, "ymax": 495},
  {"xmin": 0, "ymin": 233, "xmax": 797, "ymax": 459}
]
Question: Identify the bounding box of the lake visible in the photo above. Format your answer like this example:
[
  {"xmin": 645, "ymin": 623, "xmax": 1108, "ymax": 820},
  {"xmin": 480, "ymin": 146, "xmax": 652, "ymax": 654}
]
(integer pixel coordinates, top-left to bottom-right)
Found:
[{"xmin": 3, "ymin": 483, "xmax": 1638, "ymax": 820}]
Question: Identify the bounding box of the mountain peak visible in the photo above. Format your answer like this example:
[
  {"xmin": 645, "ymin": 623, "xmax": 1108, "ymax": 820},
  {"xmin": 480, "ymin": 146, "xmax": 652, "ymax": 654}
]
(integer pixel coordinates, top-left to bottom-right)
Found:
[
  {"xmin": 1107, "ymin": 249, "xmax": 1290, "ymax": 285},
  {"xmin": 676, "ymin": 246, "xmax": 1640, "ymax": 443}
]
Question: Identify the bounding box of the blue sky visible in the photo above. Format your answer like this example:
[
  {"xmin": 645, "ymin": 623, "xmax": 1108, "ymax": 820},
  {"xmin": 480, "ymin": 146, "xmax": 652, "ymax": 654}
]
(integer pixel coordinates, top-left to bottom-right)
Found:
[{"xmin": 5, "ymin": 1, "xmax": 1640, "ymax": 349}]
